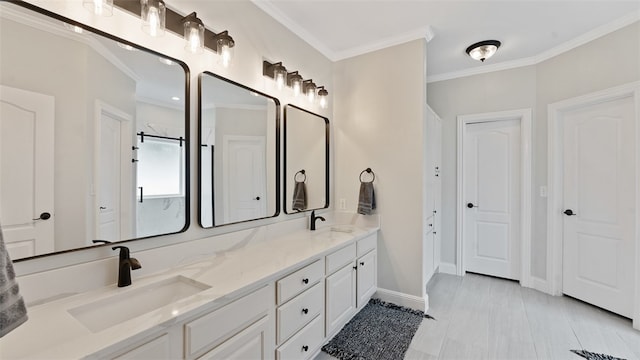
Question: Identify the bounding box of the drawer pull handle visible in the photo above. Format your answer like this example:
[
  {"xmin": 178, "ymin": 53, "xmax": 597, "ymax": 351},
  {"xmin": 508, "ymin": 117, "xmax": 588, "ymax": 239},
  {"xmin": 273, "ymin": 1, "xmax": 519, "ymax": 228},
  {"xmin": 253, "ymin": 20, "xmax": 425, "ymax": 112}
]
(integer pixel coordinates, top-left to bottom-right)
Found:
[
  {"xmin": 353, "ymin": 265, "xmax": 358, "ymax": 270},
  {"xmin": 302, "ymin": 308, "xmax": 309, "ymax": 314},
  {"xmin": 360, "ymin": 261, "xmax": 365, "ymax": 266},
  {"xmin": 302, "ymin": 345, "xmax": 309, "ymax": 352},
  {"xmin": 302, "ymin": 278, "xmax": 309, "ymax": 284}
]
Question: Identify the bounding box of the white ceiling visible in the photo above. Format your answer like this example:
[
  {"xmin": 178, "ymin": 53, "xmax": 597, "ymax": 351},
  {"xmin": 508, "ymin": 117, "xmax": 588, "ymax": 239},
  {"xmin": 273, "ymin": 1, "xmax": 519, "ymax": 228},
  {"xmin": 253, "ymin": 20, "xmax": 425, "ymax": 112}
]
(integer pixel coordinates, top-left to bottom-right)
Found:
[{"xmin": 252, "ymin": 1, "xmax": 640, "ymax": 81}]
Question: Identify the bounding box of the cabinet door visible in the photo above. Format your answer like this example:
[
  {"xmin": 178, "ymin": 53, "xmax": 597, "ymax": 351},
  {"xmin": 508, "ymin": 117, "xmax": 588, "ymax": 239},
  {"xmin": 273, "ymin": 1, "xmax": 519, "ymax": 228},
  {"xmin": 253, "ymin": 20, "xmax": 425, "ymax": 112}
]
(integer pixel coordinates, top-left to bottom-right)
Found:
[
  {"xmin": 357, "ymin": 251, "xmax": 377, "ymax": 308},
  {"xmin": 198, "ymin": 316, "xmax": 273, "ymax": 360},
  {"xmin": 325, "ymin": 263, "xmax": 356, "ymax": 336},
  {"xmin": 111, "ymin": 329, "xmax": 181, "ymax": 360}
]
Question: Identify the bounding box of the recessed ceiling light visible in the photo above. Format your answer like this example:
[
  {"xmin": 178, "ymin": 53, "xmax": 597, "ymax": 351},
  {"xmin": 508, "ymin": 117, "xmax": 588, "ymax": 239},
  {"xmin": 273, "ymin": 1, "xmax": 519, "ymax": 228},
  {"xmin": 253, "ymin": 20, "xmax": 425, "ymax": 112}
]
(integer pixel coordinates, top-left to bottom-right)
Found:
[
  {"xmin": 117, "ymin": 42, "xmax": 137, "ymax": 51},
  {"xmin": 63, "ymin": 22, "xmax": 84, "ymax": 34},
  {"xmin": 159, "ymin": 57, "xmax": 176, "ymax": 66},
  {"xmin": 466, "ymin": 40, "xmax": 501, "ymax": 62},
  {"xmin": 171, "ymin": 96, "xmax": 180, "ymax": 101}
]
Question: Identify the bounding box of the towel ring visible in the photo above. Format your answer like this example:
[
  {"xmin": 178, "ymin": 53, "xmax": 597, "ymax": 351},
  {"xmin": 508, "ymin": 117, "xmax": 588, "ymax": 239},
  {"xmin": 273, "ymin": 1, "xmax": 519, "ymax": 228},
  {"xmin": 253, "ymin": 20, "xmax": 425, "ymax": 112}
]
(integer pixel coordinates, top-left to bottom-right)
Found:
[
  {"xmin": 359, "ymin": 168, "xmax": 375, "ymax": 183},
  {"xmin": 295, "ymin": 169, "xmax": 306, "ymax": 182}
]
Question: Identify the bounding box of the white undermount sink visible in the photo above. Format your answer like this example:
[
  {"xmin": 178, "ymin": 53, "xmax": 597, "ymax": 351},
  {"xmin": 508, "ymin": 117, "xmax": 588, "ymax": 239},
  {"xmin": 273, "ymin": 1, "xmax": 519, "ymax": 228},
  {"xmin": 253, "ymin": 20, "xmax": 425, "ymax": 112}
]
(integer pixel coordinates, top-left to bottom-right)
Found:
[{"xmin": 68, "ymin": 275, "xmax": 210, "ymax": 333}]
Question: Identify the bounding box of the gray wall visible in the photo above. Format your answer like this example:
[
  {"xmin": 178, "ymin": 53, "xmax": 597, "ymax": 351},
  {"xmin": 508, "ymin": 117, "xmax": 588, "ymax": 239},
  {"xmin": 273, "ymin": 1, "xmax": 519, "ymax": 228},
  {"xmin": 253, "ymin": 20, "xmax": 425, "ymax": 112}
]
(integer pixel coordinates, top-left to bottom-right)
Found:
[
  {"xmin": 334, "ymin": 39, "xmax": 428, "ymax": 298},
  {"xmin": 427, "ymin": 21, "xmax": 640, "ymax": 280}
]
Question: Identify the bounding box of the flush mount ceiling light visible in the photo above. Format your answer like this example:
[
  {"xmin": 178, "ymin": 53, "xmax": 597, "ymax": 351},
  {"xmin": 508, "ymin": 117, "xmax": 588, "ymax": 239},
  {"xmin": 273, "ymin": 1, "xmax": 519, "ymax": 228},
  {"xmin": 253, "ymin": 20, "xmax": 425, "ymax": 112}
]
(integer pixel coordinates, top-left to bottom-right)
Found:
[
  {"xmin": 466, "ymin": 40, "xmax": 501, "ymax": 62},
  {"xmin": 141, "ymin": 0, "xmax": 166, "ymax": 37}
]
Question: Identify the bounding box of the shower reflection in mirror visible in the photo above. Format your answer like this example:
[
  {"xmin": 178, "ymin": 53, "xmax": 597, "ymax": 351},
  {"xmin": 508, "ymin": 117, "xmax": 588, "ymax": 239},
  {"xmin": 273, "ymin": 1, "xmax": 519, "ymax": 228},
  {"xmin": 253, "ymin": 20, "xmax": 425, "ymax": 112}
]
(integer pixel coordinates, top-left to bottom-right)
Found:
[
  {"xmin": 199, "ymin": 72, "xmax": 280, "ymax": 228},
  {"xmin": 0, "ymin": 2, "xmax": 188, "ymax": 260}
]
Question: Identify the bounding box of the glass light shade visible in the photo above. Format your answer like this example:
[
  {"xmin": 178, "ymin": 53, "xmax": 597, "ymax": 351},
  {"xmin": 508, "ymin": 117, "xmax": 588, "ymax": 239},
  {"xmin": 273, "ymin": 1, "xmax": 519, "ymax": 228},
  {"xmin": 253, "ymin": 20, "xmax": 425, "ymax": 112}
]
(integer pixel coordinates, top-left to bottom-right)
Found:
[
  {"xmin": 274, "ymin": 66, "xmax": 287, "ymax": 90},
  {"xmin": 318, "ymin": 88, "xmax": 328, "ymax": 109},
  {"xmin": 184, "ymin": 18, "xmax": 204, "ymax": 54},
  {"xmin": 215, "ymin": 32, "xmax": 235, "ymax": 68},
  {"xmin": 466, "ymin": 40, "xmax": 501, "ymax": 62},
  {"xmin": 305, "ymin": 81, "xmax": 317, "ymax": 103},
  {"xmin": 141, "ymin": 0, "xmax": 166, "ymax": 37},
  {"xmin": 288, "ymin": 73, "xmax": 303, "ymax": 97},
  {"xmin": 83, "ymin": 0, "xmax": 113, "ymax": 16}
]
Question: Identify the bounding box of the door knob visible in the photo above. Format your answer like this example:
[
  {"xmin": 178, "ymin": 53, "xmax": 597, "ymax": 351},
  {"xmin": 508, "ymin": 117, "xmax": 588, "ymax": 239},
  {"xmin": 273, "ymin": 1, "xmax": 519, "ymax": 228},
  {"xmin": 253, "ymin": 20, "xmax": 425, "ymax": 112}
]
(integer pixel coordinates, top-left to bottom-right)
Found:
[
  {"xmin": 564, "ymin": 209, "xmax": 577, "ymax": 216},
  {"xmin": 254, "ymin": 196, "xmax": 260, "ymax": 200},
  {"xmin": 467, "ymin": 203, "xmax": 476, "ymax": 209},
  {"xmin": 33, "ymin": 212, "xmax": 51, "ymax": 221}
]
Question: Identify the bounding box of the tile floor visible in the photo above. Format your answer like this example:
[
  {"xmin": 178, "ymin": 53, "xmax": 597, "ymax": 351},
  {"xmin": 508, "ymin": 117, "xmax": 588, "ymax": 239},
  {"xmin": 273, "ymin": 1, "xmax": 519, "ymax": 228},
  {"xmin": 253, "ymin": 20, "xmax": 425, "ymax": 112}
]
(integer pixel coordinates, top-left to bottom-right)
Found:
[{"xmin": 316, "ymin": 272, "xmax": 640, "ymax": 359}]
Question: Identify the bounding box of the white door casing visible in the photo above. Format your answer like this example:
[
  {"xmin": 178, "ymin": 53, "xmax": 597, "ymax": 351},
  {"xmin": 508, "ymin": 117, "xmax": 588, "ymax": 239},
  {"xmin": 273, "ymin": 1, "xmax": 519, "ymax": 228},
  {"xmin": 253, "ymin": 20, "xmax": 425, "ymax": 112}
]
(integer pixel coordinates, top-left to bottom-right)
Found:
[
  {"xmin": 222, "ymin": 135, "xmax": 266, "ymax": 223},
  {"xmin": 464, "ymin": 119, "xmax": 522, "ymax": 280},
  {"xmin": 93, "ymin": 101, "xmax": 133, "ymax": 242},
  {"xmin": 0, "ymin": 85, "xmax": 54, "ymax": 259},
  {"xmin": 548, "ymin": 82, "xmax": 640, "ymax": 328},
  {"xmin": 457, "ymin": 109, "xmax": 532, "ymax": 285}
]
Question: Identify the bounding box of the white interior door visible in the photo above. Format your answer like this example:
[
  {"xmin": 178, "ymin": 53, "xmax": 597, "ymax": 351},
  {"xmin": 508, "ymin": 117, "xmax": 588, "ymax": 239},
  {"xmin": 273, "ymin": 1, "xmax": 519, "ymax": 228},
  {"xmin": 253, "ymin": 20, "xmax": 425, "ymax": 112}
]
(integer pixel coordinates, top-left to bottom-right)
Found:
[
  {"xmin": 97, "ymin": 112, "xmax": 122, "ymax": 241},
  {"xmin": 0, "ymin": 85, "xmax": 54, "ymax": 259},
  {"xmin": 562, "ymin": 95, "xmax": 635, "ymax": 318},
  {"xmin": 464, "ymin": 119, "xmax": 521, "ymax": 280},
  {"xmin": 223, "ymin": 136, "xmax": 266, "ymax": 223}
]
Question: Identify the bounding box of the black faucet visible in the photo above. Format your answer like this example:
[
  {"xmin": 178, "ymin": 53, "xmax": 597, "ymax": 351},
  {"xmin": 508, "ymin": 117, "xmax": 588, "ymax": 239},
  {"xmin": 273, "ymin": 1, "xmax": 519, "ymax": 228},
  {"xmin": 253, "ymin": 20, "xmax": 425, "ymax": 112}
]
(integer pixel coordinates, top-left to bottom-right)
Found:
[
  {"xmin": 310, "ymin": 210, "xmax": 326, "ymax": 231},
  {"xmin": 112, "ymin": 246, "xmax": 142, "ymax": 287}
]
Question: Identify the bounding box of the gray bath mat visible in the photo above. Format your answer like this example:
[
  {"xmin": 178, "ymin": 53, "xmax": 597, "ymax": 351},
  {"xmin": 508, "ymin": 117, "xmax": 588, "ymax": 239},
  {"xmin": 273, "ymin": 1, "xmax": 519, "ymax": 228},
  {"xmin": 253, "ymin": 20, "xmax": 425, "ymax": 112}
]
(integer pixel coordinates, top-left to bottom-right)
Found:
[
  {"xmin": 571, "ymin": 349, "xmax": 626, "ymax": 360},
  {"xmin": 321, "ymin": 298, "xmax": 434, "ymax": 360}
]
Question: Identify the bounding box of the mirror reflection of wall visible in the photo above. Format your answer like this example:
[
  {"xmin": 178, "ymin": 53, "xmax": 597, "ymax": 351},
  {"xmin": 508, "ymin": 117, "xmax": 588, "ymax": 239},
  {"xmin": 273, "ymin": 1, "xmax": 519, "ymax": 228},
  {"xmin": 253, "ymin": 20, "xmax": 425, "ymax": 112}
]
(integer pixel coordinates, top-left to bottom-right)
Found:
[
  {"xmin": 199, "ymin": 72, "xmax": 279, "ymax": 228},
  {"xmin": 284, "ymin": 105, "xmax": 329, "ymax": 214},
  {"xmin": 0, "ymin": 2, "xmax": 188, "ymax": 261}
]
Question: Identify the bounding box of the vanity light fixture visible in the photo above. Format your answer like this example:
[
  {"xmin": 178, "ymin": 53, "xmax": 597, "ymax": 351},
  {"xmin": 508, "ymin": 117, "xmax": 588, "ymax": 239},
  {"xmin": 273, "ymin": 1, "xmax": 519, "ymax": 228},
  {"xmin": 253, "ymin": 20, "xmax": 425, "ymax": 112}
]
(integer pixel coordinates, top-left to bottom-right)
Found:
[
  {"xmin": 287, "ymin": 71, "xmax": 303, "ymax": 97},
  {"xmin": 303, "ymin": 80, "xmax": 317, "ymax": 103},
  {"xmin": 317, "ymin": 86, "xmax": 328, "ymax": 109},
  {"xmin": 83, "ymin": 0, "xmax": 113, "ymax": 16},
  {"xmin": 466, "ymin": 40, "xmax": 501, "ymax": 62},
  {"xmin": 212, "ymin": 31, "xmax": 235, "ymax": 68},
  {"xmin": 141, "ymin": 0, "xmax": 166, "ymax": 37},
  {"xmin": 183, "ymin": 12, "xmax": 204, "ymax": 54},
  {"xmin": 263, "ymin": 61, "xmax": 288, "ymax": 90},
  {"xmin": 109, "ymin": 0, "xmax": 237, "ymax": 65}
]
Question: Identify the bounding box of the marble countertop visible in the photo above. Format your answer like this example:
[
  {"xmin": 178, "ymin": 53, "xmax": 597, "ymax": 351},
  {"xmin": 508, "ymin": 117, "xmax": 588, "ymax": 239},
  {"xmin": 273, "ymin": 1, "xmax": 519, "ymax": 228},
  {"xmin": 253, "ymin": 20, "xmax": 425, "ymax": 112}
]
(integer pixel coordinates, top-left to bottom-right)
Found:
[{"xmin": 0, "ymin": 223, "xmax": 378, "ymax": 359}]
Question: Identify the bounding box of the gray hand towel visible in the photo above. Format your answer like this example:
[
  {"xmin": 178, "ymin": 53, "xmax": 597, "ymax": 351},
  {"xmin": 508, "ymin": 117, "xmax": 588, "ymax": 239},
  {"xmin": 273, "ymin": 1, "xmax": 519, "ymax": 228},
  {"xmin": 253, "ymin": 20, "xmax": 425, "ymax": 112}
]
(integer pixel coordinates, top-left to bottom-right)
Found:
[
  {"xmin": 0, "ymin": 222, "xmax": 28, "ymax": 337},
  {"xmin": 358, "ymin": 182, "xmax": 376, "ymax": 215},
  {"xmin": 292, "ymin": 181, "xmax": 307, "ymax": 211}
]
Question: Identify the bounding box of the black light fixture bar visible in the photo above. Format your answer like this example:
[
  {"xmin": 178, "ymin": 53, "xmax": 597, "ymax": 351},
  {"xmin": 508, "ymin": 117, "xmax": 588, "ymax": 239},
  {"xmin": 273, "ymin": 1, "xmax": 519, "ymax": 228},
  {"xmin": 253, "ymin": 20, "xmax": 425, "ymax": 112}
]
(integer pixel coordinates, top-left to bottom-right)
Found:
[
  {"xmin": 113, "ymin": 0, "xmax": 232, "ymax": 54},
  {"xmin": 262, "ymin": 60, "xmax": 328, "ymax": 100}
]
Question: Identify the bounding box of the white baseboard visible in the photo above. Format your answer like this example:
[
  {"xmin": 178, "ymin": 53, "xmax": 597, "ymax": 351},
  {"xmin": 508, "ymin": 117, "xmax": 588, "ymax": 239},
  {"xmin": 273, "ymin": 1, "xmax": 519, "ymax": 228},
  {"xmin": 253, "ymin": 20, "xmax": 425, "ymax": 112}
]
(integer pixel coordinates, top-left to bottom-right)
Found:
[
  {"xmin": 374, "ymin": 287, "xmax": 428, "ymax": 312},
  {"xmin": 438, "ymin": 262, "xmax": 457, "ymax": 275}
]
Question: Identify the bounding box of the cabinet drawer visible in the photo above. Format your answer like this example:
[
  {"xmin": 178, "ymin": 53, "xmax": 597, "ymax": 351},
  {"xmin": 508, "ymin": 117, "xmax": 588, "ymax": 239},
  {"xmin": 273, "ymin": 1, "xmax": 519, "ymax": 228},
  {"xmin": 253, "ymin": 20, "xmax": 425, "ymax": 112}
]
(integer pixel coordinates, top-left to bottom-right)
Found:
[
  {"xmin": 276, "ymin": 315, "xmax": 323, "ymax": 360},
  {"xmin": 277, "ymin": 282, "xmax": 323, "ymax": 344},
  {"xmin": 277, "ymin": 260, "xmax": 323, "ymax": 304},
  {"xmin": 185, "ymin": 285, "xmax": 272, "ymax": 359},
  {"xmin": 357, "ymin": 233, "xmax": 377, "ymax": 257},
  {"xmin": 325, "ymin": 243, "xmax": 356, "ymax": 275}
]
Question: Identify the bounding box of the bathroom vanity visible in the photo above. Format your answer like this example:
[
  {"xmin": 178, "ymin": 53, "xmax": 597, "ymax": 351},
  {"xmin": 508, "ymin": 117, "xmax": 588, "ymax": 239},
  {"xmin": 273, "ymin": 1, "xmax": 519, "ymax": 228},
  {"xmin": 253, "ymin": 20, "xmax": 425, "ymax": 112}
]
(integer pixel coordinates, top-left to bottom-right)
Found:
[{"xmin": 1, "ymin": 224, "xmax": 378, "ymax": 359}]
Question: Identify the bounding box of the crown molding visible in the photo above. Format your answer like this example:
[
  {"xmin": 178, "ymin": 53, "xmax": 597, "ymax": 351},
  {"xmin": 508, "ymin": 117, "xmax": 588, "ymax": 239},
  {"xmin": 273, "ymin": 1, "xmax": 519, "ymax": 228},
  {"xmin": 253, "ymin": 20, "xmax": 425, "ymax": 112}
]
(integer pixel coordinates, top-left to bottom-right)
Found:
[
  {"xmin": 250, "ymin": 0, "xmax": 337, "ymax": 60},
  {"xmin": 428, "ymin": 10, "xmax": 640, "ymax": 83},
  {"xmin": 136, "ymin": 95, "xmax": 184, "ymax": 110},
  {"xmin": 333, "ymin": 26, "xmax": 434, "ymax": 61}
]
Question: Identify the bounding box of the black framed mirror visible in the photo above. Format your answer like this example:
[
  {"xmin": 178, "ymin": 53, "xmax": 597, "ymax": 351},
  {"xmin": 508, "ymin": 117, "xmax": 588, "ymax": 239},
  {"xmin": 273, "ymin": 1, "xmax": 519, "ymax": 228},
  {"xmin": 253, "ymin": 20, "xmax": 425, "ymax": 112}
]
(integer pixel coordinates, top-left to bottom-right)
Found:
[
  {"xmin": 0, "ymin": 1, "xmax": 190, "ymax": 261},
  {"xmin": 198, "ymin": 72, "xmax": 280, "ymax": 227},
  {"xmin": 284, "ymin": 105, "xmax": 329, "ymax": 214}
]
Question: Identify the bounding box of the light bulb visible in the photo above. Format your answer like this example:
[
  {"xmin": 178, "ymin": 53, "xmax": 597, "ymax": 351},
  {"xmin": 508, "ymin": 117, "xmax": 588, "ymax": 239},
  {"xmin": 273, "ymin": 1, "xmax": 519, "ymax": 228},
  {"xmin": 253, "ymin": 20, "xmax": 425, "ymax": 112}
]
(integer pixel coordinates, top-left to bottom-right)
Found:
[
  {"xmin": 307, "ymin": 88, "xmax": 316, "ymax": 102},
  {"xmin": 292, "ymin": 81, "xmax": 301, "ymax": 97},
  {"xmin": 220, "ymin": 44, "xmax": 233, "ymax": 68},
  {"xmin": 142, "ymin": 0, "xmax": 166, "ymax": 37}
]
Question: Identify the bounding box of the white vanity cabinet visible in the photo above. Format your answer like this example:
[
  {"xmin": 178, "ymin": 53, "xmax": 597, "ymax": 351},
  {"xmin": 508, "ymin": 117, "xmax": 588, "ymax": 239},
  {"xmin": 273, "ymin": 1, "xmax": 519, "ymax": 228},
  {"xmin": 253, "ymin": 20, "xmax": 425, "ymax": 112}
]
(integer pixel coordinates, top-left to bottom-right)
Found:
[
  {"xmin": 275, "ymin": 260, "xmax": 325, "ymax": 360},
  {"xmin": 109, "ymin": 328, "xmax": 182, "ymax": 360},
  {"xmin": 325, "ymin": 233, "xmax": 377, "ymax": 337}
]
